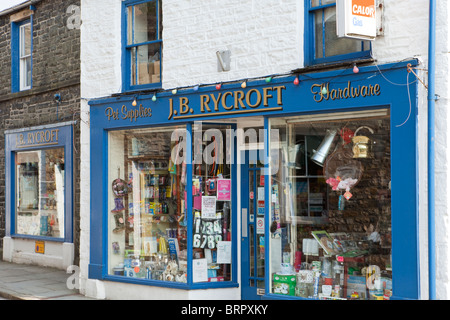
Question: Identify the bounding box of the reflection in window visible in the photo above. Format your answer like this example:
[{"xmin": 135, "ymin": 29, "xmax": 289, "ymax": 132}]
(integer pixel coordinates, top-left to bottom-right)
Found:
[
  {"xmin": 126, "ymin": 0, "xmax": 162, "ymax": 87},
  {"xmin": 308, "ymin": 1, "xmax": 371, "ymax": 63},
  {"xmin": 108, "ymin": 126, "xmax": 188, "ymax": 283},
  {"xmin": 269, "ymin": 110, "xmax": 392, "ymax": 300},
  {"xmin": 16, "ymin": 148, "xmax": 65, "ymax": 238}
]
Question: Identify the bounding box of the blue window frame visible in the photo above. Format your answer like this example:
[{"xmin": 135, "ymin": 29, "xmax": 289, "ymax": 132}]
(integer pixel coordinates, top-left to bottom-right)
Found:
[
  {"xmin": 5, "ymin": 124, "xmax": 74, "ymax": 243},
  {"xmin": 122, "ymin": 0, "xmax": 162, "ymax": 92},
  {"xmin": 305, "ymin": 0, "xmax": 372, "ymax": 65},
  {"xmin": 11, "ymin": 17, "xmax": 33, "ymax": 92}
]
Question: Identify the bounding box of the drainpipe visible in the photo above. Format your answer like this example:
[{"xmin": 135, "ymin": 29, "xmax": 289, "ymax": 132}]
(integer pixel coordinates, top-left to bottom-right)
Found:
[{"xmin": 428, "ymin": 0, "xmax": 436, "ymax": 301}]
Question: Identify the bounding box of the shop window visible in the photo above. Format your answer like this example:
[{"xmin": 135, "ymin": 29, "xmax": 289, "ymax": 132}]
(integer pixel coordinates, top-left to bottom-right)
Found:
[
  {"xmin": 305, "ymin": 0, "xmax": 371, "ymax": 65},
  {"xmin": 108, "ymin": 126, "xmax": 187, "ymax": 281},
  {"xmin": 15, "ymin": 148, "xmax": 65, "ymax": 238},
  {"xmin": 123, "ymin": 0, "xmax": 162, "ymax": 91},
  {"xmin": 11, "ymin": 18, "xmax": 32, "ymax": 92},
  {"xmin": 107, "ymin": 123, "xmax": 235, "ymax": 285},
  {"xmin": 269, "ymin": 109, "xmax": 392, "ymax": 300},
  {"xmin": 191, "ymin": 123, "xmax": 233, "ymax": 283}
]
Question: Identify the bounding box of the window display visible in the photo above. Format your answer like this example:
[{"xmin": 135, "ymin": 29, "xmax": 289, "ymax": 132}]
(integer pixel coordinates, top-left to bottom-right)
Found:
[
  {"xmin": 191, "ymin": 123, "xmax": 233, "ymax": 282},
  {"xmin": 269, "ymin": 110, "xmax": 392, "ymax": 300},
  {"xmin": 15, "ymin": 148, "xmax": 65, "ymax": 238},
  {"xmin": 108, "ymin": 126, "xmax": 187, "ymax": 283}
]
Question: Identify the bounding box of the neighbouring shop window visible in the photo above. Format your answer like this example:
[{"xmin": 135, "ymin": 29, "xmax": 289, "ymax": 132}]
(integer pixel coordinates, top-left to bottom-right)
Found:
[
  {"xmin": 191, "ymin": 123, "xmax": 233, "ymax": 282},
  {"xmin": 124, "ymin": 0, "xmax": 162, "ymax": 90},
  {"xmin": 269, "ymin": 109, "xmax": 392, "ymax": 300},
  {"xmin": 108, "ymin": 126, "xmax": 188, "ymax": 283},
  {"xmin": 15, "ymin": 148, "xmax": 65, "ymax": 238},
  {"xmin": 306, "ymin": 0, "xmax": 371, "ymax": 64}
]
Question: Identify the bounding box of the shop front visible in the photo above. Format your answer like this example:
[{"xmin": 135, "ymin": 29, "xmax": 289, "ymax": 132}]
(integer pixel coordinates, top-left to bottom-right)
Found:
[
  {"xmin": 3, "ymin": 122, "xmax": 75, "ymax": 269},
  {"xmin": 88, "ymin": 60, "xmax": 419, "ymax": 300}
]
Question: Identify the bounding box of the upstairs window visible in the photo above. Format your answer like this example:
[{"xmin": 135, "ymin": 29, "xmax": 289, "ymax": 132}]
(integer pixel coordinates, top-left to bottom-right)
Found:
[
  {"xmin": 123, "ymin": 0, "xmax": 162, "ymax": 91},
  {"xmin": 11, "ymin": 18, "xmax": 32, "ymax": 92},
  {"xmin": 305, "ymin": 0, "xmax": 371, "ymax": 65}
]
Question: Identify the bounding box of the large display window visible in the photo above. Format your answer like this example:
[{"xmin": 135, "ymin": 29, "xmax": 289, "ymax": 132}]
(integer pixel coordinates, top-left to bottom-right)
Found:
[
  {"xmin": 268, "ymin": 109, "xmax": 393, "ymax": 300},
  {"xmin": 15, "ymin": 148, "xmax": 65, "ymax": 238},
  {"xmin": 108, "ymin": 126, "xmax": 187, "ymax": 282},
  {"xmin": 107, "ymin": 123, "xmax": 235, "ymax": 285}
]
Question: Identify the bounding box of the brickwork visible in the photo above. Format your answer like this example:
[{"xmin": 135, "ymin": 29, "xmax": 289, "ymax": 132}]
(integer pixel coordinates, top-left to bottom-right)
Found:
[{"xmin": 0, "ymin": 0, "xmax": 81, "ymax": 265}]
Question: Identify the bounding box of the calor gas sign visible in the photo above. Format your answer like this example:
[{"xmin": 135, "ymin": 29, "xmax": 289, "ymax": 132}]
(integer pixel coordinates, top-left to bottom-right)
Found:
[{"xmin": 337, "ymin": 0, "xmax": 377, "ymax": 40}]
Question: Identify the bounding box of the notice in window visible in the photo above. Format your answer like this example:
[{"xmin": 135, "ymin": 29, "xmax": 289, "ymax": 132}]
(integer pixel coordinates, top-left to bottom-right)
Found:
[
  {"xmin": 193, "ymin": 258, "xmax": 208, "ymax": 282},
  {"xmin": 216, "ymin": 241, "xmax": 232, "ymax": 264},
  {"xmin": 201, "ymin": 196, "xmax": 217, "ymax": 219}
]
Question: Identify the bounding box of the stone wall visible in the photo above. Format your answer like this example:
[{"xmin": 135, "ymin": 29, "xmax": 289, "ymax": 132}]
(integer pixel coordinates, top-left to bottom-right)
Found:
[{"xmin": 0, "ymin": 0, "xmax": 81, "ymax": 264}]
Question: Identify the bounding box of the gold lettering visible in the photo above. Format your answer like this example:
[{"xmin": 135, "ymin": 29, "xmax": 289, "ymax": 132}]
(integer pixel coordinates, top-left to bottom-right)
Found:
[
  {"xmin": 179, "ymin": 97, "xmax": 190, "ymax": 114},
  {"xmin": 168, "ymin": 99, "xmax": 174, "ymax": 119},
  {"xmin": 273, "ymin": 86, "xmax": 286, "ymax": 105},
  {"xmin": 210, "ymin": 93, "xmax": 221, "ymax": 111},
  {"xmin": 246, "ymin": 89, "xmax": 262, "ymax": 108},
  {"xmin": 234, "ymin": 91, "xmax": 246, "ymax": 109},
  {"xmin": 263, "ymin": 87, "xmax": 273, "ymax": 106},
  {"xmin": 221, "ymin": 92, "xmax": 234, "ymax": 110},
  {"xmin": 200, "ymin": 95, "xmax": 211, "ymax": 113}
]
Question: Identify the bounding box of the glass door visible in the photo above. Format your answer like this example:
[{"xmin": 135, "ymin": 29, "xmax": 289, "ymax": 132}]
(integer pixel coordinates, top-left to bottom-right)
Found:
[{"xmin": 241, "ymin": 149, "xmax": 265, "ymax": 300}]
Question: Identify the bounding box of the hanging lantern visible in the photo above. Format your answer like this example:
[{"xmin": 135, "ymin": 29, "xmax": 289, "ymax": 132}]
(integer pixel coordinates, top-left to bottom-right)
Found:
[{"xmin": 352, "ymin": 126, "xmax": 374, "ymax": 158}]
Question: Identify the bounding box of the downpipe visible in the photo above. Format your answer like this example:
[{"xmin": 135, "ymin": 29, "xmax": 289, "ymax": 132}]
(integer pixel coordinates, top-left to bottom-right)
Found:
[{"xmin": 428, "ymin": 0, "xmax": 436, "ymax": 301}]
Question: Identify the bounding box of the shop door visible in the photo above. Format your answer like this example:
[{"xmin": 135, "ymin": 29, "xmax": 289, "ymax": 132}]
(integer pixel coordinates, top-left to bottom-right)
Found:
[{"xmin": 241, "ymin": 150, "xmax": 265, "ymax": 300}]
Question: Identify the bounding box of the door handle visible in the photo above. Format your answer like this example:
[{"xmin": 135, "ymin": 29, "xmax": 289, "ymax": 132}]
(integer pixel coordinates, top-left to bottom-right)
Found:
[{"xmin": 242, "ymin": 208, "xmax": 247, "ymax": 238}]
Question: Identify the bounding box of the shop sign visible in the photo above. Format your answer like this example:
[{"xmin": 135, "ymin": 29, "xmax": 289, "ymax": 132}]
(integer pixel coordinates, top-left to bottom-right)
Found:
[
  {"xmin": 337, "ymin": 0, "xmax": 377, "ymax": 40},
  {"xmin": 311, "ymin": 81, "xmax": 381, "ymax": 103},
  {"xmin": 168, "ymin": 86, "xmax": 286, "ymax": 120},
  {"xmin": 105, "ymin": 104, "xmax": 152, "ymax": 122},
  {"xmin": 15, "ymin": 128, "xmax": 60, "ymax": 148}
]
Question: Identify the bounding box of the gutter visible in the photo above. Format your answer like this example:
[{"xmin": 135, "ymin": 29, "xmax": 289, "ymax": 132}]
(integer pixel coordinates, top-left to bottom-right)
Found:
[
  {"xmin": 0, "ymin": 0, "xmax": 42, "ymax": 17},
  {"xmin": 428, "ymin": 0, "xmax": 437, "ymax": 300}
]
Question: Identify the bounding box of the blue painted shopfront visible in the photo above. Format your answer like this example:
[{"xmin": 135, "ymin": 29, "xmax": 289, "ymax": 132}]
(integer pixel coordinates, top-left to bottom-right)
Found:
[
  {"xmin": 5, "ymin": 122, "xmax": 74, "ymax": 243},
  {"xmin": 89, "ymin": 60, "xmax": 420, "ymax": 299}
]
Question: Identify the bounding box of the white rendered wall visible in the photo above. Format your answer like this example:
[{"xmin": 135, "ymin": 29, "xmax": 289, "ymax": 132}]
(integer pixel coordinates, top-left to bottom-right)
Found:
[
  {"xmin": 373, "ymin": 0, "xmax": 450, "ymax": 300},
  {"xmin": 80, "ymin": 0, "xmax": 450, "ymax": 299}
]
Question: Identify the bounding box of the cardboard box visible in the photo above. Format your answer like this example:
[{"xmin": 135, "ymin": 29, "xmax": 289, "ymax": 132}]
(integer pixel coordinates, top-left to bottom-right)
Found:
[
  {"xmin": 151, "ymin": 74, "xmax": 160, "ymax": 83},
  {"xmin": 273, "ymin": 273, "xmax": 296, "ymax": 296},
  {"xmin": 138, "ymin": 63, "xmax": 150, "ymax": 84}
]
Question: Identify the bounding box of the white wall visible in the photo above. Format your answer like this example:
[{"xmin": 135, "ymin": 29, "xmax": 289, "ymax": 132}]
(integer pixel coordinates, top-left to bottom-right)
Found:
[
  {"xmin": 373, "ymin": 0, "xmax": 450, "ymax": 300},
  {"xmin": 80, "ymin": 0, "xmax": 450, "ymax": 299}
]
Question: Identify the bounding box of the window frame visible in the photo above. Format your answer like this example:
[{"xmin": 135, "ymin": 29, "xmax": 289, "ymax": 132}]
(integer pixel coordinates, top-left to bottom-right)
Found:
[
  {"xmin": 11, "ymin": 17, "xmax": 33, "ymax": 92},
  {"xmin": 122, "ymin": 0, "xmax": 162, "ymax": 92},
  {"xmin": 5, "ymin": 124, "xmax": 74, "ymax": 243},
  {"xmin": 304, "ymin": 0, "xmax": 372, "ymax": 66}
]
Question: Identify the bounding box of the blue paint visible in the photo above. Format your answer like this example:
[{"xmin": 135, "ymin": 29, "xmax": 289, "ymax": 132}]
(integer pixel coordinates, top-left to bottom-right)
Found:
[
  {"xmin": 5, "ymin": 124, "xmax": 74, "ymax": 243},
  {"xmin": 122, "ymin": 0, "xmax": 162, "ymax": 92},
  {"xmin": 304, "ymin": 1, "xmax": 371, "ymax": 66},
  {"xmin": 428, "ymin": 0, "xmax": 436, "ymax": 300},
  {"xmin": 11, "ymin": 18, "xmax": 33, "ymax": 93},
  {"xmin": 89, "ymin": 61, "xmax": 420, "ymax": 298}
]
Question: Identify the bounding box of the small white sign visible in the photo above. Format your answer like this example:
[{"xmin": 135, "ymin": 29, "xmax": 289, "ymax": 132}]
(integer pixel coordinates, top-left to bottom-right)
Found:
[
  {"xmin": 256, "ymin": 217, "xmax": 265, "ymax": 234},
  {"xmin": 337, "ymin": 0, "xmax": 377, "ymax": 40}
]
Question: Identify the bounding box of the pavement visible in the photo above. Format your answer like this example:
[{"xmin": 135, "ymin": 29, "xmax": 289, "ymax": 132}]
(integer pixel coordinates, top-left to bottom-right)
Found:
[{"xmin": 0, "ymin": 259, "xmax": 97, "ymax": 300}]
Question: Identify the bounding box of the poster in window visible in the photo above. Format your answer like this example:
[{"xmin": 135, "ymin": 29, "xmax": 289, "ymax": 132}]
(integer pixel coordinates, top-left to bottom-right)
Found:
[{"xmin": 217, "ymin": 179, "xmax": 231, "ymax": 201}]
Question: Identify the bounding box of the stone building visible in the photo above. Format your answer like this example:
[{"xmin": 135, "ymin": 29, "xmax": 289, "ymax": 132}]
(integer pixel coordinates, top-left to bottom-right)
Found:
[{"xmin": 0, "ymin": 0, "xmax": 81, "ymax": 269}]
